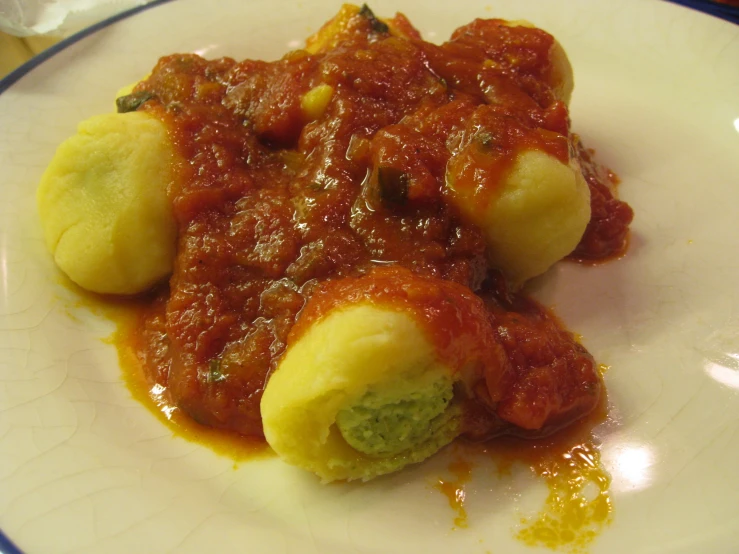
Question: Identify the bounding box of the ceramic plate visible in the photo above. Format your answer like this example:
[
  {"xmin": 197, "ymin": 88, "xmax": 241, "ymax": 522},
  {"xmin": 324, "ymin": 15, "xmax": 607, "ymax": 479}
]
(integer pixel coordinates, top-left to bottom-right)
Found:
[{"xmin": 1, "ymin": 1, "xmax": 738, "ymax": 552}]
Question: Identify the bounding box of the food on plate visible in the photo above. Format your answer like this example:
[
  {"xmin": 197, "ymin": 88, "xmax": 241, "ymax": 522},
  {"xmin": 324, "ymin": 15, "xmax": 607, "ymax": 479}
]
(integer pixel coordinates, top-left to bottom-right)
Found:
[
  {"xmin": 261, "ymin": 267, "xmax": 506, "ymax": 481},
  {"xmin": 37, "ymin": 111, "xmax": 177, "ymax": 295},
  {"xmin": 38, "ymin": 4, "xmax": 633, "ymax": 482},
  {"xmin": 261, "ymin": 300, "xmax": 463, "ymax": 481},
  {"xmin": 305, "ymin": 4, "xmax": 420, "ymax": 53},
  {"xmin": 499, "ymin": 19, "xmax": 574, "ymax": 106},
  {"xmin": 260, "ymin": 264, "xmax": 600, "ymax": 481},
  {"xmin": 447, "ymin": 148, "xmax": 591, "ymax": 287}
]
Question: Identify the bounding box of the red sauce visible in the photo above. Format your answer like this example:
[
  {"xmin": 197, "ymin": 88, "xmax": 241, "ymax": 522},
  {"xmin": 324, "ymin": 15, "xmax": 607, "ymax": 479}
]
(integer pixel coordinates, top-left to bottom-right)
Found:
[
  {"xmin": 479, "ymin": 281, "xmax": 600, "ymax": 434},
  {"xmin": 123, "ymin": 8, "xmax": 631, "ymax": 444},
  {"xmin": 570, "ymin": 139, "xmax": 634, "ymax": 261},
  {"xmin": 290, "ymin": 266, "xmax": 506, "ymax": 389}
]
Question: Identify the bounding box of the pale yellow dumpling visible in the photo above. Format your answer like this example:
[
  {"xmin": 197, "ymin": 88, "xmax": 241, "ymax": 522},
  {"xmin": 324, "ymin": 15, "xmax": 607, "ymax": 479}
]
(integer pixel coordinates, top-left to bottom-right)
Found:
[
  {"xmin": 447, "ymin": 149, "xmax": 591, "ymax": 287},
  {"xmin": 305, "ymin": 3, "xmax": 417, "ymax": 55},
  {"xmin": 37, "ymin": 111, "xmax": 177, "ymax": 295},
  {"xmin": 503, "ymin": 19, "xmax": 574, "ymax": 105},
  {"xmin": 261, "ymin": 303, "xmax": 461, "ymax": 482}
]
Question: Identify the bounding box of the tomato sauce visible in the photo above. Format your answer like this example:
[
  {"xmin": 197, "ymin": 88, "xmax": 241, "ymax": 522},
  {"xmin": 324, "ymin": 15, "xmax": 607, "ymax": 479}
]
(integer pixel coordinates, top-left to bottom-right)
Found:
[
  {"xmin": 124, "ymin": 9, "xmax": 631, "ymax": 444},
  {"xmin": 570, "ymin": 139, "xmax": 634, "ymax": 261}
]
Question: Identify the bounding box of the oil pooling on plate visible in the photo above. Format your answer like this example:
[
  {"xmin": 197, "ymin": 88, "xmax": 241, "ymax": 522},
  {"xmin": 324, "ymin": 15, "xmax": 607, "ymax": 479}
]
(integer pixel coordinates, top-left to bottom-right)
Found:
[
  {"xmin": 516, "ymin": 441, "xmax": 612, "ymax": 552},
  {"xmin": 433, "ymin": 386, "xmax": 613, "ymax": 552}
]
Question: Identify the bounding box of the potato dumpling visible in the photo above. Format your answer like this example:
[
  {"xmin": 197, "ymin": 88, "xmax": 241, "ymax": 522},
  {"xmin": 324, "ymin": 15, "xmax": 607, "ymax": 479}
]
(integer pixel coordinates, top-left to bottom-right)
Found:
[
  {"xmin": 447, "ymin": 149, "xmax": 591, "ymax": 287},
  {"xmin": 305, "ymin": 3, "xmax": 416, "ymax": 54},
  {"xmin": 503, "ymin": 19, "xmax": 574, "ymax": 105},
  {"xmin": 305, "ymin": 4, "xmax": 362, "ymax": 54},
  {"xmin": 545, "ymin": 36, "xmax": 573, "ymax": 105},
  {"xmin": 37, "ymin": 111, "xmax": 177, "ymax": 295},
  {"xmin": 261, "ymin": 303, "xmax": 461, "ymax": 482}
]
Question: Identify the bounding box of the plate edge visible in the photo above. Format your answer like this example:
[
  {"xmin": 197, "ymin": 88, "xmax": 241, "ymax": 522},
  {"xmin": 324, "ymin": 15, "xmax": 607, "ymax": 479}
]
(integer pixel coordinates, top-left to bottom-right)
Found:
[
  {"xmin": 0, "ymin": 4, "xmax": 176, "ymax": 554},
  {"xmin": 0, "ymin": 0, "xmax": 175, "ymax": 97}
]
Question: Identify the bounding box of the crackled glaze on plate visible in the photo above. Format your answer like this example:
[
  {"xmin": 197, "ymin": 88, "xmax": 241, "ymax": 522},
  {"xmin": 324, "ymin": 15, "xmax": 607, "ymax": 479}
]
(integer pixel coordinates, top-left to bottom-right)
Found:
[{"xmin": 1, "ymin": 1, "xmax": 739, "ymax": 552}]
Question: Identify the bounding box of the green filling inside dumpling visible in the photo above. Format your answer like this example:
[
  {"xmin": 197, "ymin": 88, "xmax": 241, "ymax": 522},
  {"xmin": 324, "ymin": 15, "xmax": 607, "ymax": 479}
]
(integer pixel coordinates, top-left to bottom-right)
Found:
[{"xmin": 336, "ymin": 373, "xmax": 455, "ymax": 457}]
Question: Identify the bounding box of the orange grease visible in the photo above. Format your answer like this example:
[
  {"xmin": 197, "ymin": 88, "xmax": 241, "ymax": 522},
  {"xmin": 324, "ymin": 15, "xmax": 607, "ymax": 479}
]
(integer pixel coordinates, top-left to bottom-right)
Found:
[
  {"xmin": 114, "ymin": 317, "xmax": 271, "ymax": 462},
  {"xmin": 436, "ymin": 391, "xmax": 613, "ymax": 551},
  {"xmin": 67, "ymin": 283, "xmax": 271, "ymax": 463},
  {"xmin": 435, "ymin": 458, "xmax": 474, "ymax": 529}
]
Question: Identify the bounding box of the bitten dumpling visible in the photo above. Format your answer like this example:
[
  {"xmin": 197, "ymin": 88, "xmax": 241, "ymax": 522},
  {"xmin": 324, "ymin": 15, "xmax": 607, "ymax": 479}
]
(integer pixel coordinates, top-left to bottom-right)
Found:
[
  {"xmin": 37, "ymin": 111, "xmax": 177, "ymax": 295},
  {"xmin": 261, "ymin": 303, "xmax": 462, "ymax": 482},
  {"xmin": 260, "ymin": 267, "xmax": 506, "ymax": 482}
]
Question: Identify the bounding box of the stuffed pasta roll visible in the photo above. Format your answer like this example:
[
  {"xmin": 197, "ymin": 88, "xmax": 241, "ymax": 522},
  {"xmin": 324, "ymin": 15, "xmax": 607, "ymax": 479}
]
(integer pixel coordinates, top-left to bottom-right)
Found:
[{"xmin": 261, "ymin": 267, "xmax": 508, "ymax": 482}]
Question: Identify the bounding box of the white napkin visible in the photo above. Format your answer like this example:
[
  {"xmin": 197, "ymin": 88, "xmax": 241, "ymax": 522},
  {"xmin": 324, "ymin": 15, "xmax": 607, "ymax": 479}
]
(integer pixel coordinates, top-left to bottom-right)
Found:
[{"xmin": 0, "ymin": 0, "xmax": 153, "ymax": 36}]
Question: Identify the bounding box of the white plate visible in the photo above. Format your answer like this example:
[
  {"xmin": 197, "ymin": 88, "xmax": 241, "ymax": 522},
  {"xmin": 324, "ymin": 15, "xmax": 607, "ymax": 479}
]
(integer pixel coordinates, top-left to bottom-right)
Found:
[{"xmin": 2, "ymin": 1, "xmax": 738, "ymax": 552}]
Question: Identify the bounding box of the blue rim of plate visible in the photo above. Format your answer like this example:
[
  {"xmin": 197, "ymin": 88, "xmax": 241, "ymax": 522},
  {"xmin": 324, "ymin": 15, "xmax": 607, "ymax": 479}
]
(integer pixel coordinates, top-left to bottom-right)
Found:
[
  {"xmin": 0, "ymin": 4, "xmax": 175, "ymax": 554},
  {"xmin": 0, "ymin": 0, "xmax": 735, "ymax": 552},
  {"xmin": 0, "ymin": 0, "xmax": 735, "ymax": 99},
  {"xmin": 0, "ymin": 0, "xmax": 174, "ymax": 96},
  {"xmin": 665, "ymin": 0, "xmax": 739, "ymax": 23}
]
